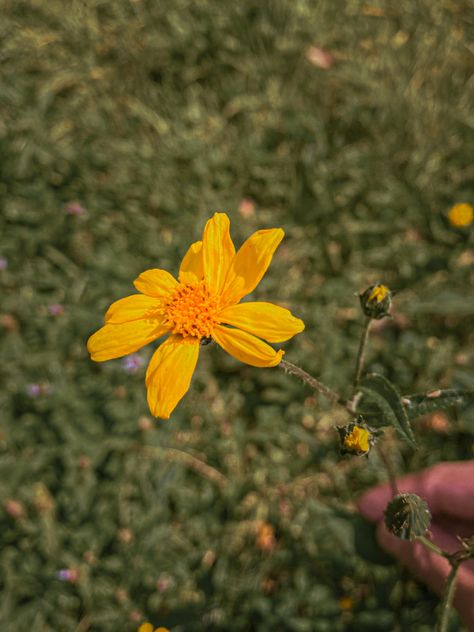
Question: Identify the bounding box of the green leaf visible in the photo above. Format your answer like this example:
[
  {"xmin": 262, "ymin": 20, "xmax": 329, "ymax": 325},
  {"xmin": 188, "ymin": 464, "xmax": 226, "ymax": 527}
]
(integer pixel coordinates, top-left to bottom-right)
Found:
[
  {"xmin": 356, "ymin": 373, "xmax": 417, "ymax": 447},
  {"xmin": 403, "ymin": 389, "xmax": 474, "ymax": 420}
]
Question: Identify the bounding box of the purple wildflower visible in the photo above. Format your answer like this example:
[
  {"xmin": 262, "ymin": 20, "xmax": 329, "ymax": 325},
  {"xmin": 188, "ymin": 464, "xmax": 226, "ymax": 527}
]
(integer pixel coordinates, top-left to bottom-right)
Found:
[
  {"xmin": 57, "ymin": 568, "xmax": 79, "ymax": 583},
  {"xmin": 0, "ymin": 257, "xmax": 8, "ymax": 270},
  {"xmin": 26, "ymin": 384, "xmax": 42, "ymax": 398},
  {"xmin": 48, "ymin": 303, "xmax": 64, "ymax": 316},
  {"xmin": 26, "ymin": 383, "xmax": 51, "ymax": 397},
  {"xmin": 122, "ymin": 353, "xmax": 144, "ymax": 374},
  {"xmin": 65, "ymin": 201, "xmax": 86, "ymax": 216}
]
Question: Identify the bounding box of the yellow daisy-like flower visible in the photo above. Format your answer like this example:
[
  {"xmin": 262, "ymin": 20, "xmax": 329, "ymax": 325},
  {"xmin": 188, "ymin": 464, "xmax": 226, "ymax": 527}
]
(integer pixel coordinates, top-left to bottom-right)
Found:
[
  {"xmin": 343, "ymin": 426, "xmax": 371, "ymax": 454},
  {"xmin": 448, "ymin": 203, "xmax": 473, "ymax": 227},
  {"xmin": 87, "ymin": 213, "xmax": 304, "ymax": 419},
  {"xmin": 138, "ymin": 625, "xmax": 169, "ymax": 632}
]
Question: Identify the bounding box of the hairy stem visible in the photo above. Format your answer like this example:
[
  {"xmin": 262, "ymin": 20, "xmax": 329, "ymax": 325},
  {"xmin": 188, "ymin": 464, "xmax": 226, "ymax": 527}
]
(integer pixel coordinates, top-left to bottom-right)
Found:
[
  {"xmin": 279, "ymin": 359, "xmax": 346, "ymax": 408},
  {"xmin": 354, "ymin": 316, "xmax": 372, "ymax": 389},
  {"xmin": 437, "ymin": 560, "xmax": 461, "ymax": 632},
  {"xmin": 416, "ymin": 535, "xmax": 446, "ymax": 558}
]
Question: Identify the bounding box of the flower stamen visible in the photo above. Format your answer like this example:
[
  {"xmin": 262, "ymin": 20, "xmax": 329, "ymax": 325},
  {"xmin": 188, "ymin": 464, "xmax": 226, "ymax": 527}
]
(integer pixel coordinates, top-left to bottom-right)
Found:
[{"xmin": 163, "ymin": 281, "xmax": 220, "ymax": 339}]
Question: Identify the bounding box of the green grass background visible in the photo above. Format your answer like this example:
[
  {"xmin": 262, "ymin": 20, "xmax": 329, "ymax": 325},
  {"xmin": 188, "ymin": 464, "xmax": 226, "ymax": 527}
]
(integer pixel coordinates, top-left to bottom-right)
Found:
[{"xmin": 1, "ymin": 0, "xmax": 473, "ymax": 630}]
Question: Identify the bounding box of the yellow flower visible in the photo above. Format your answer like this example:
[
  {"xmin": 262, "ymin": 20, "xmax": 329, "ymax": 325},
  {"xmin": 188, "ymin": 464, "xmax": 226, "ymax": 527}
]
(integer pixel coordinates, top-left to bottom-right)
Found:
[
  {"xmin": 448, "ymin": 203, "xmax": 473, "ymax": 227},
  {"xmin": 138, "ymin": 625, "xmax": 169, "ymax": 632},
  {"xmin": 87, "ymin": 213, "xmax": 304, "ymax": 419},
  {"xmin": 338, "ymin": 595, "xmax": 354, "ymax": 610},
  {"xmin": 337, "ymin": 420, "xmax": 375, "ymax": 456},
  {"xmin": 368, "ymin": 284, "xmax": 389, "ymax": 303},
  {"xmin": 343, "ymin": 426, "xmax": 371, "ymax": 454}
]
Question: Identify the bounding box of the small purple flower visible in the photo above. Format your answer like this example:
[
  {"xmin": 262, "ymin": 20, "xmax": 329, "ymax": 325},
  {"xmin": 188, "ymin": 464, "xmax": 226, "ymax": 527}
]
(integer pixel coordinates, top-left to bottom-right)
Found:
[
  {"xmin": 26, "ymin": 383, "xmax": 51, "ymax": 397},
  {"xmin": 57, "ymin": 568, "xmax": 79, "ymax": 583},
  {"xmin": 26, "ymin": 384, "xmax": 42, "ymax": 398},
  {"xmin": 48, "ymin": 303, "xmax": 64, "ymax": 316},
  {"xmin": 0, "ymin": 257, "xmax": 8, "ymax": 271},
  {"xmin": 65, "ymin": 201, "xmax": 86, "ymax": 216},
  {"xmin": 122, "ymin": 353, "xmax": 144, "ymax": 374}
]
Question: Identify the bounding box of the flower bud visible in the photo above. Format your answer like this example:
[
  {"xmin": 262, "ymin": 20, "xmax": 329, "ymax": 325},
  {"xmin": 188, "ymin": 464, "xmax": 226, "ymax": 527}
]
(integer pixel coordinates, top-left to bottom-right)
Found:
[
  {"xmin": 359, "ymin": 284, "xmax": 392, "ymax": 319},
  {"xmin": 337, "ymin": 419, "xmax": 376, "ymax": 457},
  {"xmin": 384, "ymin": 493, "xmax": 431, "ymax": 541}
]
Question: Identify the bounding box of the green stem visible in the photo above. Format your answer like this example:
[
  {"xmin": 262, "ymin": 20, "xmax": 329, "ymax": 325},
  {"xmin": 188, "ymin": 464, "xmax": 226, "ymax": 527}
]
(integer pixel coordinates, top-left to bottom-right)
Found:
[
  {"xmin": 437, "ymin": 560, "xmax": 461, "ymax": 632},
  {"xmin": 279, "ymin": 359, "xmax": 346, "ymax": 409},
  {"xmin": 416, "ymin": 535, "xmax": 446, "ymax": 558},
  {"xmin": 354, "ymin": 316, "xmax": 372, "ymax": 389}
]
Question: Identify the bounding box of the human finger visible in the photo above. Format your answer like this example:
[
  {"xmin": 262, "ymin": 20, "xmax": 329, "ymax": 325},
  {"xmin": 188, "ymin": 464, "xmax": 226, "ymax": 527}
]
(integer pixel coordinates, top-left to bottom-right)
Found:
[
  {"xmin": 358, "ymin": 461, "xmax": 474, "ymax": 522},
  {"xmin": 376, "ymin": 522, "xmax": 474, "ymax": 628}
]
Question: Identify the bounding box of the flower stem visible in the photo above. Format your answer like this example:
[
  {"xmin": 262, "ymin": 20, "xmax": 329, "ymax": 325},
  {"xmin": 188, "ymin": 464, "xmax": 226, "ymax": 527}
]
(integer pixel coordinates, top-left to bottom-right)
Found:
[
  {"xmin": 416, "ymin": 535, "xmax": 446, "ymax": 558},
  {"xmin": 279, "ymin": 359, "xmax": 346, "ymax": 408},
  {"xmin": 437, "ymin": 560, "xmax": 461, "ymax": 632},
  {"xmin": 354, "ymin": 316, "xmax": 372, "ymax": 389}
]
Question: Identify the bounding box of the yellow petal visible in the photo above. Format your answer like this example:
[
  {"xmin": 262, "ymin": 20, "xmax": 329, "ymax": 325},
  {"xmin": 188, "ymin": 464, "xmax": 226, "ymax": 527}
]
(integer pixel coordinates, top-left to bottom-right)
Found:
[
  {"xmin": 212, "ymin": 324, "xmax": 284, "ymax": 368},
  {"xmin": 202, "ymin": 213, "xmax": 235, "ymax": 295},
  {"xmin": 138, "ymin": 625, "xmax": 154, "ymax": 632},
  {"xmin": 179, "ymin": 240, "xmax": 204, "ymax": 284},
  {"xmin": 221, "ymin": 228, "xmax": 284, "ymax": 306},
  {"xmin": 87, "ymin": 320, "xmax": 168, "ymax": 362},
  {"xmin": 105, "ymin": 294, "xmax": 164, "ymax": 324},
  {"xmin": 134, "ymin": 269, "xmax": 178, "ymax": 298},
  {"xmin": 218, "ymin": 302, "xmax": 305, "ymax": 343},
  {"xmin": 146, "ymin": 335, "xmax": 200, "ymax": 419}
]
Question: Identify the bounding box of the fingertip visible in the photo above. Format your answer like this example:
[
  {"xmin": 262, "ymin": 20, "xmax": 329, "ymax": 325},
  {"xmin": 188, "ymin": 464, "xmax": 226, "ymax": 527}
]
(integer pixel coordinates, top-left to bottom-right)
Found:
[{"xmin": 357, "ymin": 484, "xmax": 393, "ymax": 522}]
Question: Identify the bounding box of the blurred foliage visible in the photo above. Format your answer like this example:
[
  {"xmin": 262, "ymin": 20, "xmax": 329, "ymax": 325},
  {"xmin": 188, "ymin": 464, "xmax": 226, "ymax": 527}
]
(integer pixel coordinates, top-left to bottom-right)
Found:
[{"xmin": 0, "ymin": 0, "xmax": 473, "ymax": 630}]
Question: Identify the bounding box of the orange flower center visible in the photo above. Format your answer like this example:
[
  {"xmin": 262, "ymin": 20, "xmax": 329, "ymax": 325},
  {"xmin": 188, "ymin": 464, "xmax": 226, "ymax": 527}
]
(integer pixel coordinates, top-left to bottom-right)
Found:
[{"xmin": 163, "ymin": 281, "xmax": 220, "ymax": 339}]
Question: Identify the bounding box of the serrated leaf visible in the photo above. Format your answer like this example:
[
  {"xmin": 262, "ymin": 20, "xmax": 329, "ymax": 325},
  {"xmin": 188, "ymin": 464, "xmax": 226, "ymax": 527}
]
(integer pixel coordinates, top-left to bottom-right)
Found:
[
  {"xmin": 356, "ymin": 373, "xmax": 417, "ymax": 447},
  {"xmin": 403, "ymin": 389, "xmax": 474, "ymax": 420}
]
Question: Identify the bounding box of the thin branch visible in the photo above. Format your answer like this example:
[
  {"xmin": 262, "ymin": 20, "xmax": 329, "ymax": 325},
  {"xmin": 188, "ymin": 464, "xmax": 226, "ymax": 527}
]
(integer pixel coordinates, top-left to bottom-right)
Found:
[
  {"xmin": 279, "ymin": 359, "xmax": 346, "ymax": 409},
  {"xmin": 142, "ymin": 446, "xmax": 228, "ymax": 489}
]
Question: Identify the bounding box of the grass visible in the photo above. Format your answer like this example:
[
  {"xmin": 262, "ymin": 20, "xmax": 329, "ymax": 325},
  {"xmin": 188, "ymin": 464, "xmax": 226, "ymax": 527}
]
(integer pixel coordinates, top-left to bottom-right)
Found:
[{"xmin": 0, "ymin": 0, "xmax": 473, "ymax": 630}]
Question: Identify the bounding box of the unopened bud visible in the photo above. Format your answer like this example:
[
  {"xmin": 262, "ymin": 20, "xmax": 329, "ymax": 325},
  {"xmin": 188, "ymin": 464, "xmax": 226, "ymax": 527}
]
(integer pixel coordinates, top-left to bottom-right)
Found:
[
  {"xmin": 384, "ymin": 493, "xmax": 431, "ymax": 541},
  {"xmin": 359, "ymin": 284, "xmax": 392, "ymax": 319}
]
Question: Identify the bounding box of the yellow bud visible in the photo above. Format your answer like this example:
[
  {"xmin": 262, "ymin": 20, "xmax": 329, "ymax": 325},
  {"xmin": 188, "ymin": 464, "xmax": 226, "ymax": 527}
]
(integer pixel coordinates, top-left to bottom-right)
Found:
[
  {"xmin": 359, "ymin": 283, "xmax": 392, "ymax": 319},
  {"xmin": 368, "ymin": 284, "xmax": 390, "ymax": 303}
]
